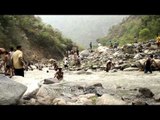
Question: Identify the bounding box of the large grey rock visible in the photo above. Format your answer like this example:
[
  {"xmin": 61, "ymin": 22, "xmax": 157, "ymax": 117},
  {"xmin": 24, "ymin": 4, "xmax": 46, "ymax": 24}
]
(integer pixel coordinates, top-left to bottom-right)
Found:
[
  {"xmin": 0, "ymin": 76, "xmax": 27, "ymax": 105},
  {"xmin": 12, "ymin": 76, "xmax": 40, "ymax": 97},
  {"xmin": 80, "ymin": 50, "xmax": 90, "ymax": 57}
]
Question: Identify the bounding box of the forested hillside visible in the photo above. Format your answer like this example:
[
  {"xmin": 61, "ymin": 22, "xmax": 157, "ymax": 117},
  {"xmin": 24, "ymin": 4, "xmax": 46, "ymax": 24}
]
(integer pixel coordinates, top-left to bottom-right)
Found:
[
  {"xmin": 99, "ymin": 15, "xmax": 160, "ymax": 46},
  {"xmin": 0, "ymin": 15, "xmax": 74, "ymax": 61}
]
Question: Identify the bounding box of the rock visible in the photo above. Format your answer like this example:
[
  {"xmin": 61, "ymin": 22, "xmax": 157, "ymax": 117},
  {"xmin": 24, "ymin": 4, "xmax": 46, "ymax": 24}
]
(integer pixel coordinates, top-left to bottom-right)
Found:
[
  {"xmin": 66, "ymin": 102, "xmax": 77, "ymax": 105},
  {"xmin": 80, "ymin": 50, "xmax": 90, "ymax": 58},
  {"xmin": 36, "ymin": 85, "xmax": 61, "ymax": 99},
  {"xmin": 97, "ymin": 46, "xmax": 109, "ymax": 53},
  {"xmin": 52, "ymin": 98, "xmax": 67, "ymax": 105},
  {"xmin": 132, "ymin": 99, "xmax": 148, "ymax": 105},
  {"xmin": 144, "ymin": 50, "xmax": 149, "ymax": 54},
  {"xmin": 78, "ymin": 93, "xmax": 96, "ymax": 99},
  {"xmin": 109, "ymin": 69, "xmax": 118, "ymax": 72},
  {"xmin": 76, "ymin": 97, "xmax": 93, "ymax": 105},
  {"xmin": 12, "ymin": 76, "xmax": 40, "ymax": 97},
  {"xmin": 0, "ymin": 76, "xmax": 27, "ymax": 105},
  {"xmin": 116, "ymin": 86, "xmax": 122, "ymax": 89},
  {"xmin": 120, "ymin": 63, "xmax": 131, "ymax": 70},
  {"xmin": 122, "ymin": 44, "xmax": 135, "ymax": 54},
  {"xmin": 134, "ymin": 53, "xmax": 143, "ymax": 60},
  {"xmin": 154, "ymin": 94, "xmax": 160, "ymax": 102},
  {"xmin": 137, "ymin": 88, "xmax": 154, "ymax": 98},
  {"xmin": 93, "ymin": 83, "xmax": 103, "ymax": 88},
  {"xmin": 43, "ymin": 78, "xmax": 59, "ymax": 84},
  {"xmin": 96, "ymin": 94, "xmax": 126, "ymax": 105},
  {"xmin": 37, "ymin": 95, "xmax": 53, "ymax": 105},
  {"xmin": 84, "ymin": 83, "xmax": 104, "ymax": 96},
  {"xmin": 123, "ymin": 67, "xmax": 139, "ymax": 71},
  {"xmin": 92, "ymin": 65, "xmax": 98, "ymax": 69},
  {"xmin": 23, "ymin": 88, "xmax": 39, "ymax": 100}
]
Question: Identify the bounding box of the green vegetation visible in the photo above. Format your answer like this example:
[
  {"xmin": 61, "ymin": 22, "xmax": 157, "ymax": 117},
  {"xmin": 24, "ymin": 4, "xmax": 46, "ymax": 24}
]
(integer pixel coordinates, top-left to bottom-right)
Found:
[
  {"xmin": 99, "ymin": 15, "xmax": 160, "ymax": 46},
  {"xmin": 0, "ymin": 15, "xmax": 78, "ymax": 60}
]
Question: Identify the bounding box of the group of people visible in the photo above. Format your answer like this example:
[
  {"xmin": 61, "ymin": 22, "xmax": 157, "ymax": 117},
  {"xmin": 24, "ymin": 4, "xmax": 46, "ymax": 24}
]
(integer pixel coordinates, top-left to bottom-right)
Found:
[
  {"xmin": 0, "ymin": 45, "xmax": 25, "ymax": 77},
  {"xmin": 0, "ymin": 45, "xmax": 64, "ymax": 81},
  {"xmin": 64, "ymin": 47, "xmax": 81, "ymax": 69}
]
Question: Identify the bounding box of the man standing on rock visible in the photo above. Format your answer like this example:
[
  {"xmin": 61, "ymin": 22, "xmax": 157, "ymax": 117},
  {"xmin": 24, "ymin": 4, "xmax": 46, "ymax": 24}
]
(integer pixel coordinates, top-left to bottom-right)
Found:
[
  {"xmin": 144, "ymin": 54, "xmax": 157, "ymax": 74},
  {"xmin": 12, "ymin": 45, "xmax": 25, "ymax": 77}
]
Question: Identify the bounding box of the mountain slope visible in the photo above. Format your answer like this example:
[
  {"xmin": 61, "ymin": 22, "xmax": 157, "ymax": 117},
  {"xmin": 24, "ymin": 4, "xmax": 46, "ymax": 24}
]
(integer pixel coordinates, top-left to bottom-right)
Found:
[
  {"xmin": 99, "ymin": 15, "xmax": 160, "ymax": 46},
  {"xmin": 0, "ymin": 15, "xmax": 74, "ymax": 61}
]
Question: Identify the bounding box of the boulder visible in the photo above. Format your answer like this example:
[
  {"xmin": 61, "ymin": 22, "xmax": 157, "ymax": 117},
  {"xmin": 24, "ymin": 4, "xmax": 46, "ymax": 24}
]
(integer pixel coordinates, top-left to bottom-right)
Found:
[
  {"xmin": 122, "ymin": 44, "xmax": 135, "ymax": 54},
  {"xmin": 80, "ymin": 50, "xmax": 90, "ymax": 58},
  {"xmin": 0, "ymin": 76, "xmax": 27, "ymax": 105},
  {"xmin": 12, "ymin": 76, "xmax": 40, "ymax": 97},
  {"xmin": 137, "ymin": 87, "xmax": 154, "ymax": 98},
  {"xmin": 154, "ymin": 94, "xmax": 160, "ymax": 102}
]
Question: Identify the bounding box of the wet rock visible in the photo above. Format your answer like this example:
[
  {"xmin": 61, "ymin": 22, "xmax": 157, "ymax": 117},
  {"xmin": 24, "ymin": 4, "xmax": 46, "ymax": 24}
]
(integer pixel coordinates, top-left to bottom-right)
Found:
[{"xmin": 137, "ymin": 88, "xmax": 154, "ymax": 98}]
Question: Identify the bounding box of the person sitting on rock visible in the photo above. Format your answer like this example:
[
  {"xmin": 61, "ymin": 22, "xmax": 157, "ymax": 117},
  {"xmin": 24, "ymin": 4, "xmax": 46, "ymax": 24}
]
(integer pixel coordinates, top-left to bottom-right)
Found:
[
  {"xmin": 144, "ymin": 54, "xmax": 157, "ymax": 74},
  {"xmin": 54, "ymin": 68, "xmax": 63, "ymax": 80}
]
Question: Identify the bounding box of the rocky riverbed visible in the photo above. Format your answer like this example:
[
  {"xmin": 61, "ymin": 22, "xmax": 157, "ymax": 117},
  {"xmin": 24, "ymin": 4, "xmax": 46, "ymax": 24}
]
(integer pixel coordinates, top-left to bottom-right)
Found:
[{"xmin": 5, "ymin": 68, "xmax": 160, "ymax": 105}]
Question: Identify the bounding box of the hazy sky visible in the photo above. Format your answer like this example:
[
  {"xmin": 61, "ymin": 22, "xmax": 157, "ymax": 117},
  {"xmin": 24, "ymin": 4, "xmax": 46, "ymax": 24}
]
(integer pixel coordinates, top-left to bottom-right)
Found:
[{"xmin": 38, "ymin": 15, "xmax": 128, "ymax": 47}]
